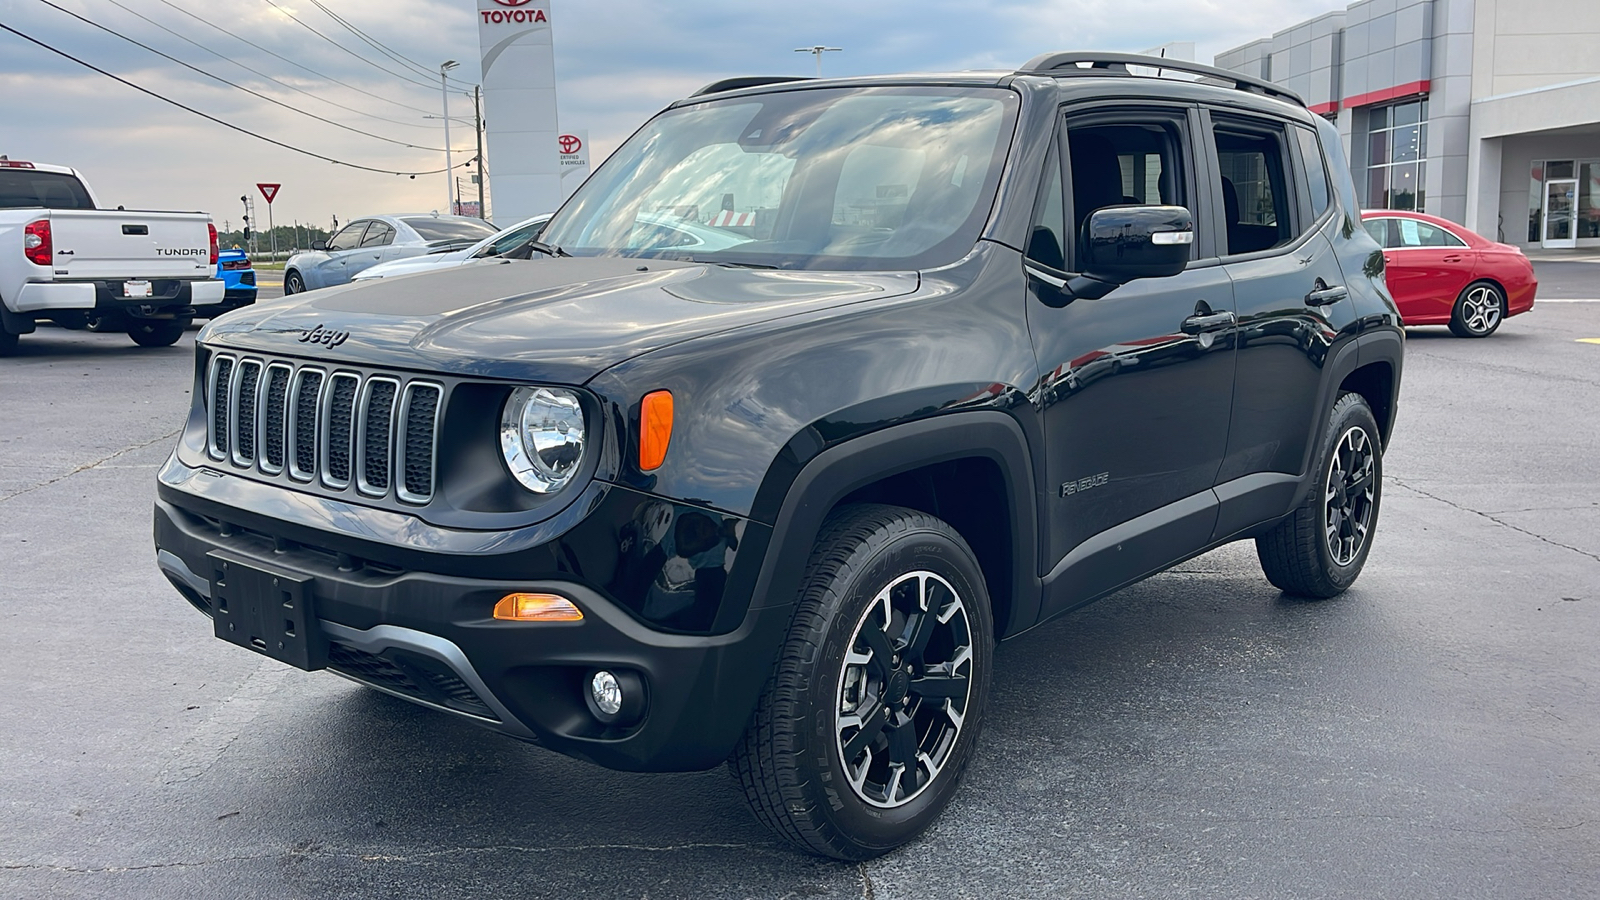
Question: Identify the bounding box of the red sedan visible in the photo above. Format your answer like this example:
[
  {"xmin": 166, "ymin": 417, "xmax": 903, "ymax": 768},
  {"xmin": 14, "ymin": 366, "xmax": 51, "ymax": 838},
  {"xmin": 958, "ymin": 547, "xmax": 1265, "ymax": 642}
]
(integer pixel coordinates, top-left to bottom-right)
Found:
[{"xmin": 1361, "ymin": 210, "xmax": 1537, "ymax": 337}]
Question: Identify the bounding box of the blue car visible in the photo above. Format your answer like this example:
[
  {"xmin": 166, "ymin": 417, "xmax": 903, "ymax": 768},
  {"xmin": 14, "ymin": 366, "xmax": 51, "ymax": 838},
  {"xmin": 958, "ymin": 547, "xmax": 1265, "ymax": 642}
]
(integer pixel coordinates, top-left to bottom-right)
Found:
[{"xmin": 205, "ymin": 248, "xmax": 257, "ymax": 319}]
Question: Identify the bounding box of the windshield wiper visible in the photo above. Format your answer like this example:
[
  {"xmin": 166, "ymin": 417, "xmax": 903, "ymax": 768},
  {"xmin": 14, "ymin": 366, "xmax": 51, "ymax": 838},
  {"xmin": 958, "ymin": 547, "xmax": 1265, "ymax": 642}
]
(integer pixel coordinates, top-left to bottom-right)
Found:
[{"xmin": 526, "ymin": 239, "xmax": 570, "ymax": 258}]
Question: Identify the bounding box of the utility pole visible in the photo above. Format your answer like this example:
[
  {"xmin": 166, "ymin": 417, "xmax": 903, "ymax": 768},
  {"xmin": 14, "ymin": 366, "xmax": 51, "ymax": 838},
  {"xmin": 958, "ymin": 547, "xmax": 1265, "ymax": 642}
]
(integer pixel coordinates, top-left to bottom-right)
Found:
[
  {"xmin": 795, "ymin": 46, "xmax": 842, "ymax": 76},
  {"xmin": 440, "ymin": 60, "xmax": 459, "ymax": 213},
  {"xmin": 474, "ymin": 85, "xmax": 486, "ymax": 220}
]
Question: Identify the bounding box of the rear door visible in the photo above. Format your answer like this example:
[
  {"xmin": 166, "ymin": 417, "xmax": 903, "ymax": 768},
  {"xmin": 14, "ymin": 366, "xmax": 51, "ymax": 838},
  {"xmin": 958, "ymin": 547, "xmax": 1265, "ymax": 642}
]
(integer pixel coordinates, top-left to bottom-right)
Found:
[
  {"xmin": 1028, "ymin": 104, "xmax": 1236, "ymax": 614},
  {"xmin": 1205, "ymin": 111, "xmax": 1358, "ymax": 538}
]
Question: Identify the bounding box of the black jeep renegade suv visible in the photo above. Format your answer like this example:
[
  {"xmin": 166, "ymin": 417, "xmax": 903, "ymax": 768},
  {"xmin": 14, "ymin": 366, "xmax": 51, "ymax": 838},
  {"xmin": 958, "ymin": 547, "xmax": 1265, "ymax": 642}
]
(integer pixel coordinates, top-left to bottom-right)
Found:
[{"xmin": 154, "ymin": 53, "xmax": 1403, "ymax": 859}]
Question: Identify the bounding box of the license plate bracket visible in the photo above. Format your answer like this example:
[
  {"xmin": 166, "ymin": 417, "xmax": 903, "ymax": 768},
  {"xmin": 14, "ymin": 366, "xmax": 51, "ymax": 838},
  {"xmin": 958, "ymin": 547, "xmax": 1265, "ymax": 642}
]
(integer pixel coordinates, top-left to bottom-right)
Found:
[
  {"xmin": 207, "ymin": 550, "xmax": 327, "ymax": 670},
  {"xmin": 123, "ymin": 280, "xmax": 152, "ymax": 298}
]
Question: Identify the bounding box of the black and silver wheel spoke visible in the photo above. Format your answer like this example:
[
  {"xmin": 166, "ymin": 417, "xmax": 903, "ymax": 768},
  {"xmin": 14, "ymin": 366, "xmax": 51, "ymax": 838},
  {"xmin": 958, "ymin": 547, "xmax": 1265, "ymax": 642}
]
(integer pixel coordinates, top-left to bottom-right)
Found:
[
  {"xmin": 1324, "ymin": 426, "xmax": 1376, "ymax": 566},
  {"xmin": 837, "ymin": 570, "xmax": 973, "ymax": 809}
]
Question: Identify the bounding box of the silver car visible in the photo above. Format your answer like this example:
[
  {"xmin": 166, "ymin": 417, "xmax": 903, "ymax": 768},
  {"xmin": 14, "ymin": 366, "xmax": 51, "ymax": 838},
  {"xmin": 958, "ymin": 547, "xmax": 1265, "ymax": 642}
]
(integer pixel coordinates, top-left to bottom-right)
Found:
[
  {"xmin": 282, "ymin": 214, "xmax": 498, "ymax": 293},
  {"xmin": 352, "ymin": 214, "xmax": 553, "ymax": 282}
]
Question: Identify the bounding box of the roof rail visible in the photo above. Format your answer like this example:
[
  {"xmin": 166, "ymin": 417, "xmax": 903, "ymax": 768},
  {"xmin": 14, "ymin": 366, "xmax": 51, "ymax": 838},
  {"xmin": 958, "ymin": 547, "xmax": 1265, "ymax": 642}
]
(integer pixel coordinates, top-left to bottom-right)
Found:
[
  {"xmin": 1017, "ymin": 52, "xmax": 1306, "ymax": 108},
  {"xmin": 690, "ymin": 76, "xmax": 812, "ymax": 97}
]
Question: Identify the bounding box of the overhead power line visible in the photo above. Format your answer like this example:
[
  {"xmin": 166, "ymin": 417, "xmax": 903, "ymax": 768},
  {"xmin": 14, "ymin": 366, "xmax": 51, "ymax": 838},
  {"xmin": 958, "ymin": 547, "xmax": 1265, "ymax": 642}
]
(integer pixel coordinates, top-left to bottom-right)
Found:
[
  {"xmin": 258, "ymin": 0, "xmax": 460, "ymax": 94},
  {"xmin": 150, "ymin": 0, "xmax": 439, "ymax": 117},
  {"xmin": 304, "ymin": 0, "xmax": 474, "ymax": 88},
  {"xmin": 35, "ymin": 0, "xmax": 458, "ymax": 152},
  {"xmin": 104, "ymin": 0, "xmax": 437, "ymax": 131},
  {"xmin": 0, "ymin": 21, "xmax": 473, "ymax": 177}
]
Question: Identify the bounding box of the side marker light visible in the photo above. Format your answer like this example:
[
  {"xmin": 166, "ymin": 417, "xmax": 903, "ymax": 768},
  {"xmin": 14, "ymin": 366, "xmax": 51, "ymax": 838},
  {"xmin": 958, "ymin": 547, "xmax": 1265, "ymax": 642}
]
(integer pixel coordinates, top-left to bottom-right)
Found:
[
  {"xmin": 639, "ymin": 390, "xmax": 673, "ymax": 471},
  {"xmin": 493, "ymin": 593, "xmax": 583, "ymax": 622}
]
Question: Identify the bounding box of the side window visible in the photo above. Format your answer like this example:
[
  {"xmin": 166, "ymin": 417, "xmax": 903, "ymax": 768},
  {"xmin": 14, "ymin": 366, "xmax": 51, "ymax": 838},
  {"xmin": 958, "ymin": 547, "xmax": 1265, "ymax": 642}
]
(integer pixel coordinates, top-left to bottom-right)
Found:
[
  {"xmin": 1025, "ymin": 141, "xmax": 1066, "ymax": 271},
  {"xmin": 1294, "ymin": 126, "xmax": 1331, "ymax": 218},
  {"xmin": 1066, "ymin": 116, "xmax": 1188, "ymax": 266},
  {"xmin": 325, "ymin": 222, "xmax": 367, "ymax": 252},
  {"xmin": 1213, "ymin": 121, "xmax": 1295, "ymax": 255},
  {"xmin": 360, "ymin": 222, "xmax": 395, "ymax": 247},
  {"xmin": 1394, "ymin": 218, "xmax": 1466, "ymax": 248},
  {"xmin": 1363, "ymin": 217, "xmax": 1393, "ymax": 247}
]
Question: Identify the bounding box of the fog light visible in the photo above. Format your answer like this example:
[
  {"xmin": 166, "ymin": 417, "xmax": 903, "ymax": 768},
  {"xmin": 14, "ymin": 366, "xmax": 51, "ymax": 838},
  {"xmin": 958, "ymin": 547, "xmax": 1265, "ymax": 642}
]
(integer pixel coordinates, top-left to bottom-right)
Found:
[
  {"xmin": 590, "ymin": 670, "xmax": 623, "ymax": 716},
  {"xmin": 584, "ymin": 668, "xmax": 646, "ymax": 726},
  {"xmin": 493, "ymin": 593, "xmax": 583, "ymax": 622}
]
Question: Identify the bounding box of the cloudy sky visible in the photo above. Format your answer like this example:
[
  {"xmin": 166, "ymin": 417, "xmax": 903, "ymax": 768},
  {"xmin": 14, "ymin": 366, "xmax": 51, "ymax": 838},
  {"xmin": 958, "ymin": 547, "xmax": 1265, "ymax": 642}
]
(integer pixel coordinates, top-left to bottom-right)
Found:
[{"xmin": 0, "ymin": 0, "xmax": 1340, "ymax": 231}]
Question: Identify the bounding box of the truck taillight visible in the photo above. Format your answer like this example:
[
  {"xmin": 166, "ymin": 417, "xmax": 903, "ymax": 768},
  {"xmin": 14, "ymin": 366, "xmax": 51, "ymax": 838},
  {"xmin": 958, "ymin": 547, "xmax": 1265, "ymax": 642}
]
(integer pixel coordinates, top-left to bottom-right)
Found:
[
  {"xmin": 208, "ymin": 223, "xmax": 219, "ymax": 266},
  {"xmin": 23, "ymin": 219, "xmax": 51, "ymax": 267}
]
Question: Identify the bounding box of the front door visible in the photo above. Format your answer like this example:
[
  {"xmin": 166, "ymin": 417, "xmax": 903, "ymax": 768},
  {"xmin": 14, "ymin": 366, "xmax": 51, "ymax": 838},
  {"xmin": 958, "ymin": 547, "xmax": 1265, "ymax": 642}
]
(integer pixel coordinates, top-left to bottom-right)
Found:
[
  {"xmin": 1028, "ymin": 107, "xmax": 1235, "ymax": 615},
  {"xmin": 1544, "ymin": 179, "xmax": 1578, "ymax": 249}
]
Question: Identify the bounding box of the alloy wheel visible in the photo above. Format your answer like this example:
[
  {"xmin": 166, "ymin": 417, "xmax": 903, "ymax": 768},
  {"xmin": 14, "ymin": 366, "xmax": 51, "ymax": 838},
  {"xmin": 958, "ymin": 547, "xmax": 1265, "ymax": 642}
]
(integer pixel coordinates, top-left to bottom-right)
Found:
[
  {"xmin": 1324, "ymin": 426, "xmax": 1376, "ymax": 566},
  {"xmin": 835, "ymin": 571, "xmax": 973, "ymax": 809},
  {"xmin": 1460, "ymin": 285, "xmax": 1502, "ymax": 334}
]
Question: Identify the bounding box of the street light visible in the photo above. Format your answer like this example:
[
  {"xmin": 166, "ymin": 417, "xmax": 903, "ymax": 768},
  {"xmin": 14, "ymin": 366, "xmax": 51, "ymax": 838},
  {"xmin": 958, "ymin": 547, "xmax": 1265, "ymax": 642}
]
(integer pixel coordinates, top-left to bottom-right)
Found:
[
  {"xmin": 440, "ymin": 60, "xmax": 459, "ymax": 213},
  {"xmin": 795, "ymin": 46, "xmax": 841, "ymax": 76}
]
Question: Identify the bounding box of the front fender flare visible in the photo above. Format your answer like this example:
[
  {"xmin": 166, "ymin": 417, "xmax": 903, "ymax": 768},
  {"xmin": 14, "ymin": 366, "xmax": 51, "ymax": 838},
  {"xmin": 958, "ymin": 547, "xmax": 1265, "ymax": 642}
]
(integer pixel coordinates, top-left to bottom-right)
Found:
[{"xmin": 747, "ymin": 411, "xmax": 1040, "ymax": 637}]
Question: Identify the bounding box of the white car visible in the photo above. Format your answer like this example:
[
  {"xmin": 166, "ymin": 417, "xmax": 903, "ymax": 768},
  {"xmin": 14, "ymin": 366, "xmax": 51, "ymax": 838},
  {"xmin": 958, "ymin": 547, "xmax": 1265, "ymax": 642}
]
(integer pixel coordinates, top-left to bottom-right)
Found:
[
  {"xmin": 353, "ymin": 214, "xmax": 552, "ymax": 282},
  {"xmin": 282, "ymin": 213, "xmax": 498, "ymax": 293}
]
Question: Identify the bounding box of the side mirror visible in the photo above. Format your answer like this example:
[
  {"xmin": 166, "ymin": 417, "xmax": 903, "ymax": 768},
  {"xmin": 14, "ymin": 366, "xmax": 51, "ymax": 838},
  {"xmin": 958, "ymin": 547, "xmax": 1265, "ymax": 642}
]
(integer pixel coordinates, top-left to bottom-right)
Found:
[
  {"xmin": 311, "ymin": 240, "xmax": 328, "ymax": 251},
  {"xmin": 1067, "ymin": 206, "xmax": 1194, "ymax": 300}
]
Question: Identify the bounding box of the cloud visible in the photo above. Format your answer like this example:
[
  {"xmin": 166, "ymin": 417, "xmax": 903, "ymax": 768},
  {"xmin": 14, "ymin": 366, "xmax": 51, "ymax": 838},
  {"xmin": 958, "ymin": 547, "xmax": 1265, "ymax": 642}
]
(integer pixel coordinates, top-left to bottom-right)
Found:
[{"xmin": 0, "ymin": 0, "xmax": 1340, "ymax": 226}]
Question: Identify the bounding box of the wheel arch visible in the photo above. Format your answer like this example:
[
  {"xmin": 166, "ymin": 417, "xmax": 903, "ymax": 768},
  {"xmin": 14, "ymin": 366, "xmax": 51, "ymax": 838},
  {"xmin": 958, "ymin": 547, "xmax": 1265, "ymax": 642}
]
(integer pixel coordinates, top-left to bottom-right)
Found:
[{"xmin": 747, "ymin": 411, "xmax": 1040, "ymax": 639}]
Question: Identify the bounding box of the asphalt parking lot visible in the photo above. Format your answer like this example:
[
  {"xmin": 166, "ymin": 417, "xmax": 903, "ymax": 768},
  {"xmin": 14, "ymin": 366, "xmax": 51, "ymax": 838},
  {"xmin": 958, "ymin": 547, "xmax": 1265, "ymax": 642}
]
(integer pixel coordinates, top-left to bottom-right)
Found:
[{"xmin": 2, "ymin": 263, "xmax": 1597, "ymax": 899}]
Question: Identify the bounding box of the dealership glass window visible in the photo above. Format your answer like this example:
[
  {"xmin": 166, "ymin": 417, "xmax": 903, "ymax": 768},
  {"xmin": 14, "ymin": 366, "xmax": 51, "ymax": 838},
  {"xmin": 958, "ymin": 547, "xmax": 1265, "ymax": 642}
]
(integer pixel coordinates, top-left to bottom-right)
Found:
[
  {"xmin": 1530, "ymin": 160, "xmax": 1600, "ymax": 241},
  {"xmin": 1364, "ymin": 98, "xmax": 1428, "ymax": 211},
  {"xmin": 1581, "ymin": 162, "xmax": 1600, "ymax": 239}
]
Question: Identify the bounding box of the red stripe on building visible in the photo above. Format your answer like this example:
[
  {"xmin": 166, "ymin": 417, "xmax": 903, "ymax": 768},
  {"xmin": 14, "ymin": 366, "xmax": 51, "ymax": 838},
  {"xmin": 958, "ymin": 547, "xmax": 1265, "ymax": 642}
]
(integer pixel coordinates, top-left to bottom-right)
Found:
[
  {"xmin": 1342, "ymin": 79, "xmax": 1431, "ymax": 109},
  {"xmin": 1309, "ymin": 100, "xmax": 1340, "ymax": 115}
]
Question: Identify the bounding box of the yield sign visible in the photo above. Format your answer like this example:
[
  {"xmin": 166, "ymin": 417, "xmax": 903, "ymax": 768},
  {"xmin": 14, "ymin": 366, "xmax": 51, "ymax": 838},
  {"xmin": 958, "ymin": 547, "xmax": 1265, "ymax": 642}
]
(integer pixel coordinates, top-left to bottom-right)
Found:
[{"xmin": 257, "ymin": 183, "xmax": 281, "ymax": 204}]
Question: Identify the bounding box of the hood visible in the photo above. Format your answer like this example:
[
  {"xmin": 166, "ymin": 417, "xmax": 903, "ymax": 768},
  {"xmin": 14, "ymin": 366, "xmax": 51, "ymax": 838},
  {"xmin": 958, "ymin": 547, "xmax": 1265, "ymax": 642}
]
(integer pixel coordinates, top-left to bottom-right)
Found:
[
  {"xmin": 202, "ymin": 256, "xmax": 918, "ymax": 384},
  {"xmin": 355, "ymin": 250, "xmax": 472, "ymax": 280}
]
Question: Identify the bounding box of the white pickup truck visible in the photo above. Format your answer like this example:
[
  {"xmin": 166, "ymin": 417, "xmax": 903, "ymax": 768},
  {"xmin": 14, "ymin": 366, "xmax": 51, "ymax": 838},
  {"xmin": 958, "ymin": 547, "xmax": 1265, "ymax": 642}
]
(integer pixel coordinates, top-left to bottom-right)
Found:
[{"xmin": 0, "ymin": 158, "xmax": 223, "ymax": 354}]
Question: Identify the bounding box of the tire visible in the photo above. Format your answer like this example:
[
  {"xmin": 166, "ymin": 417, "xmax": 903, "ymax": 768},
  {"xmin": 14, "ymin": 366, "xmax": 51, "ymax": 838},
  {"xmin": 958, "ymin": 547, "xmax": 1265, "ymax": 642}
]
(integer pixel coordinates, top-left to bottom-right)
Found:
[
  {"xmin": 283, "ymin": 270, "xmax": 306, "ymax": 295},
  {"xmin": 1256, "ymin": 392, "xmax": 1383, "ymax": 598},
  {"xmin": 0, "ymin": 328, "xmax": 17, "ymax": 357},
  {"xmin": 127, "ymin": 318, "xmax": 189, "ymax": 348},
  {"xmin": 730, "ymin": 503, "xmax": 994, "ymax": 860},
  {"xmin": 1448, "ymin": 281, "xmax": 1504, "ymax": 338}
]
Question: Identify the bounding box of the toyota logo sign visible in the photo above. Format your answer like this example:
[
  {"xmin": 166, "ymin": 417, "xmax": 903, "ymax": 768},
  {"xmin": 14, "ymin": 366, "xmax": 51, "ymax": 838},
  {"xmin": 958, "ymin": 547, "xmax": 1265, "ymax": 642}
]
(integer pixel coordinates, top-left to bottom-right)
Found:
[
  {"xmin": 559, "ymin": 134, "xmax": 583, "ymax": 154},
  {"xmin": 492, "ymin": 0, "xmax": 532, "ymax": 5}
]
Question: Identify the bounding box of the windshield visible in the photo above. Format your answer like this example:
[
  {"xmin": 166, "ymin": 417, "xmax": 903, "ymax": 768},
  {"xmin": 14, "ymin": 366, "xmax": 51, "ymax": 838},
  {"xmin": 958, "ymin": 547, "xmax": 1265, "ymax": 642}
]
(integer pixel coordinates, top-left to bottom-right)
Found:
[
  {"xmin": 0, "ymin": 170, "xmax": 94, "ymax": 209},
  {"xmin": 539, "ymin": 86, "xmax": 1018, "ymax": 271},
  {"xmin": 402, "ymin": 217, "xmax": 498, "ymax": 242}
]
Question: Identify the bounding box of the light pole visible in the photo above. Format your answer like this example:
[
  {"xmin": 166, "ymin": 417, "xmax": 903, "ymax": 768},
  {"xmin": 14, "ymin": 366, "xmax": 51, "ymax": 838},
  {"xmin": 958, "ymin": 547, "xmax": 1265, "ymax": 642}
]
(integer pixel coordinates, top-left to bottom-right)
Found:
[
  {"xmin": 440, "ymin": 59, "xmax": 459, "ymax": 213},
  {"xmin": 795, "ymin": 46, "xmax": 841, "ymax": 76}
]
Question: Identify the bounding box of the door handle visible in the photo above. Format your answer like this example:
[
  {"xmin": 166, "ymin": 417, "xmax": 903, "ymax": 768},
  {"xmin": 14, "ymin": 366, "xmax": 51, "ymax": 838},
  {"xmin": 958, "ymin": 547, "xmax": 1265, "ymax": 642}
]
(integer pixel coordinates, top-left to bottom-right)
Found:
[
  {"xmin": 1305, "ymin": 282, "xmax": 1348, "ymax": 306},
  {"xmin": 1181, "ymin": 309, "xmax": 1236, "ymax": 334},
  {"xmin": 1443, "ymin": 255, "xmax": 1463, "ymax": 263}
]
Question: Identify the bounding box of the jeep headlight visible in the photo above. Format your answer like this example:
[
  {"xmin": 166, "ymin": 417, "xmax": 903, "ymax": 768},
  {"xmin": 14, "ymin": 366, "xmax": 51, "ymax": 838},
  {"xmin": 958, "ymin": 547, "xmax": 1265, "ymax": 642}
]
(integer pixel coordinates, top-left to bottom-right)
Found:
[{"xmin": 500, "ymin": 386, "xmax": 586, "ymax": 493}]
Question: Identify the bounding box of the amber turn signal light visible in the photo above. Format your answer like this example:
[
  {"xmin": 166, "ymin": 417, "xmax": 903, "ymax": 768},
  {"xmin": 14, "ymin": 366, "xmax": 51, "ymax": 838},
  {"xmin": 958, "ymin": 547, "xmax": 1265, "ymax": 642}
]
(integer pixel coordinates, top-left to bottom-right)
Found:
[
  {"xmin": 493, "ymin": 593, "xmax": 583, "ymax": 622},
  {"xmin": 640, "ymin": 390, "xmax": 673, "ymax": 471}
]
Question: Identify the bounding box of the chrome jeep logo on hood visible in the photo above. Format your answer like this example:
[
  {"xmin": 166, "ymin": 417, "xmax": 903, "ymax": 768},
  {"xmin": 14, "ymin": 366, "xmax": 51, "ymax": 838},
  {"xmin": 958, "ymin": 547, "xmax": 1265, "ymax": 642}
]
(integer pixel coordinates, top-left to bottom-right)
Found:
[{"xmin": 297, "ymin": 324, "xmax": 350, "ymax": 348}]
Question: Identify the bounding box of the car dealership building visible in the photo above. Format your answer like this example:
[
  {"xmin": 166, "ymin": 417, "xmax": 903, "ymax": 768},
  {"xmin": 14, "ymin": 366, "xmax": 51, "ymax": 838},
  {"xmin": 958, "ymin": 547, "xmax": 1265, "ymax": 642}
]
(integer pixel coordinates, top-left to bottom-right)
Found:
[{"xmin": 1215, "ymin": 0, "xmax": 1600, "ymax": 249}]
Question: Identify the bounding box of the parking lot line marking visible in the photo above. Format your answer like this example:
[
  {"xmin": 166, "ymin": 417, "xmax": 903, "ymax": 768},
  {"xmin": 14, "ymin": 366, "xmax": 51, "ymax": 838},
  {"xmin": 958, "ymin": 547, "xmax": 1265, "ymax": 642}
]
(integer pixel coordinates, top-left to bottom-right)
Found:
[{"xmin": 1578, "ymin": 338, "xmax": 1600, "ymax": 344}]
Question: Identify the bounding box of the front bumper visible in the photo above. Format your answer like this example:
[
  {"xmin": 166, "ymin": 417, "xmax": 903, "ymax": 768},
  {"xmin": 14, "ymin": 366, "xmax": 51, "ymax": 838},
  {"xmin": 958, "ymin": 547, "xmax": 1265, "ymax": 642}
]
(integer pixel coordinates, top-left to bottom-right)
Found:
[{"xmin": 152, "ymin": 473, "xmax": 787, "ymax": 773}]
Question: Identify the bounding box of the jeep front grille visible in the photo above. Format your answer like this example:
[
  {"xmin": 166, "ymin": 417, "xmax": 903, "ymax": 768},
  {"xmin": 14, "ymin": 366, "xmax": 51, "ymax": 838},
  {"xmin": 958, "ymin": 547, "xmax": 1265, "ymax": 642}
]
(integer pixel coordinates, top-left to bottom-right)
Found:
[{"xmin": 206, "ymin": 353, "xmax": 441, "ymax": 504}]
